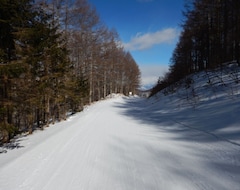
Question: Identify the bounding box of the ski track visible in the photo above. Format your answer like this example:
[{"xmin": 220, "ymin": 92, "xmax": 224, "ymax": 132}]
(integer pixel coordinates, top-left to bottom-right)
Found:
[{"xmin": 0, "ymin": 96, "xmax": 240, "ymax": 190}]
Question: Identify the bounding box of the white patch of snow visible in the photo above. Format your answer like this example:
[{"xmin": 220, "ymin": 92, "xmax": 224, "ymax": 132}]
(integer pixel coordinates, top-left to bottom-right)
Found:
[{"xmin": 0, "ymin": 67, "xmax": 240, "ymax": 190}]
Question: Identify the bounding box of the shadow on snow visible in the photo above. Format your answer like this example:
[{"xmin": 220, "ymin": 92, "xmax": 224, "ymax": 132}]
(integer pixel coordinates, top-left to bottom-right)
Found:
[
  {"xmin": 0, "ymin": 135, "xmax": 25, "ymax": 154},
  {"xmin": 114, "ymin": 96, "xmax": 240, "ymax": 147}
]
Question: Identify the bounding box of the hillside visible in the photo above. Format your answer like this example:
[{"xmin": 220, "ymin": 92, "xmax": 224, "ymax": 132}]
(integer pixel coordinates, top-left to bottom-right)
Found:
[
  {"xmin": 147, "ymin": 64, "xmax": 240, "ymax": 146},
  {"xmin": 0, "ymin": 66, "xmax": 240, "ymax": 190}
]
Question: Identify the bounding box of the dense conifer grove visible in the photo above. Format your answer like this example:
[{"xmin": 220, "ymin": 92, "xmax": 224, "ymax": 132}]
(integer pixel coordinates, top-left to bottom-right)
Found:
[
  {"xmin": 151, "ymin": 0, "xmax": 240, "ymax": 96},
  {"xmin": 0, "ymin": 0, "xmax": 141, "ymax": 143}
]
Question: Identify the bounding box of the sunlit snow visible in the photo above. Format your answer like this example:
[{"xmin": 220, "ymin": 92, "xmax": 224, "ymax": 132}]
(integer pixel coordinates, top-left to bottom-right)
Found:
[{"xmin": 0, "ymin": 67, "xmax": 240, "ymax": 190}]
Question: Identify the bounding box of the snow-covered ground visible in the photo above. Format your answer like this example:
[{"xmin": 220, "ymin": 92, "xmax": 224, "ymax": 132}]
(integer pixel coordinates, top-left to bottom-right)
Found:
[{"xmin": 0, "ymin": 68, "xmax": 240, "ymax": 190}]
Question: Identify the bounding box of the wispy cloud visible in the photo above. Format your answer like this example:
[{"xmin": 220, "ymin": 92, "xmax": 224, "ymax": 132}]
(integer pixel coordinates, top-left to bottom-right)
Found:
[
  {"xmin": 123, "ymin": 28, "xmax": 179, "ymax": 51},
  {"xmin": 140, "ymin": 64, "xmax": 169, "ymax": 88}
]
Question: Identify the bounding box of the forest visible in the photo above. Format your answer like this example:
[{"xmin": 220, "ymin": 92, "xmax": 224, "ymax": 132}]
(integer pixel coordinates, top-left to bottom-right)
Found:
[
  {"xmin": 151, "ymin": 0, "xmax": 240, "ymax": 96},
  {"xmin": 0, "ymin": 0, "xmax": 141, "ymax": 143}
]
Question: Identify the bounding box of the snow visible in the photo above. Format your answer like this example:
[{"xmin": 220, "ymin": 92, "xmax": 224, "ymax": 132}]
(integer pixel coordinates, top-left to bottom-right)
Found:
[{"xmin": 0, "ymin": 68, "xmax": 240, "ymax": 190}]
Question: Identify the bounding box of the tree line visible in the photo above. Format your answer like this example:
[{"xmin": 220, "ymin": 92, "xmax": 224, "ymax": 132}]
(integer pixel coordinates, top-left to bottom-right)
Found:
[
  {"xmin": 0, "ymin": 0, "xmax": 141, "ymax": 143},
  {"xmin": 151, "ymin": 0, "xmax": 240, "ymax": 96}
]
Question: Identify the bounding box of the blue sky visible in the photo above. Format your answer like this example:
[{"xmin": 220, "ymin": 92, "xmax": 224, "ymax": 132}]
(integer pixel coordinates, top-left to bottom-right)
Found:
[{"xmin": 88, "ymin": 0, "xmax": 185, "ymax": 88}]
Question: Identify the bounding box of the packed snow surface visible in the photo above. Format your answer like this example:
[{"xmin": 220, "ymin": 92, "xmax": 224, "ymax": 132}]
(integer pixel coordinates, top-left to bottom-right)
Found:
[{"xmin": 0, "ymin": 91, "xmax": 240, "ymax": 189}]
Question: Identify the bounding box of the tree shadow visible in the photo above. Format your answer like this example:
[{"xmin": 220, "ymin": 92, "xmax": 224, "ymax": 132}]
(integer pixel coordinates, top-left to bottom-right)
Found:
[
  {"xmin": 0, "ymin": 135, "xmax": 25, "ymax": 154},
  {"xmin": 111, "ymin": 97, "xmax": 240, "ymax": 188},
  {"xmin": 115, "ymin": 96, "xmax": 240, "ymax": 146}
]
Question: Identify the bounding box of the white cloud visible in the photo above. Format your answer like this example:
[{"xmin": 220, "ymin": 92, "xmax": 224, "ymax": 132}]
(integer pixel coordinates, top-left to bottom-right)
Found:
[
  {"xmin": 123, "ymin": 28, "xmax": 179, "ymax": 51},
  {"xmin": 140, "ymin": 64, "xmax": 169, "ymax": 89}
]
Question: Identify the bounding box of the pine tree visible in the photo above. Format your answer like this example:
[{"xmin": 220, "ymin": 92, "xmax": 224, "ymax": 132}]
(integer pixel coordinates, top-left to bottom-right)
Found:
[{"xmin": 0, "ymin": 0, "xmax": 34, "ymax": 142}]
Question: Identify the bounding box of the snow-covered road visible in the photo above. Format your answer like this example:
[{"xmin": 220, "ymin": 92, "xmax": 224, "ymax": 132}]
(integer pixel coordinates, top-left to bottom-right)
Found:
[{"xmin": 0, "ymin": 96, "xmax": 240, "ymax": 190}]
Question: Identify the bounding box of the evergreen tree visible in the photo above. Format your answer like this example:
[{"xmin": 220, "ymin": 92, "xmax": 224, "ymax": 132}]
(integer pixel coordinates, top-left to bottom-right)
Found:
[
  {"xmin": 0, "ymin": 0, "xmax": 34, "ymax": 142},
  {"xmin": 0, "ymin": 0, "xmax": 141, "ymax": 143}
]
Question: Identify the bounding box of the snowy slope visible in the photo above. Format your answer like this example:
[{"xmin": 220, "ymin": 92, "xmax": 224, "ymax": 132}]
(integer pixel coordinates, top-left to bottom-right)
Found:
[
  {"xmin": 0, "ymin": 67, "xmax": 240, "ymax": 190},
  {"xmin": 147, "ymin": 65, "xmax": 240, "ymax": 145}
]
